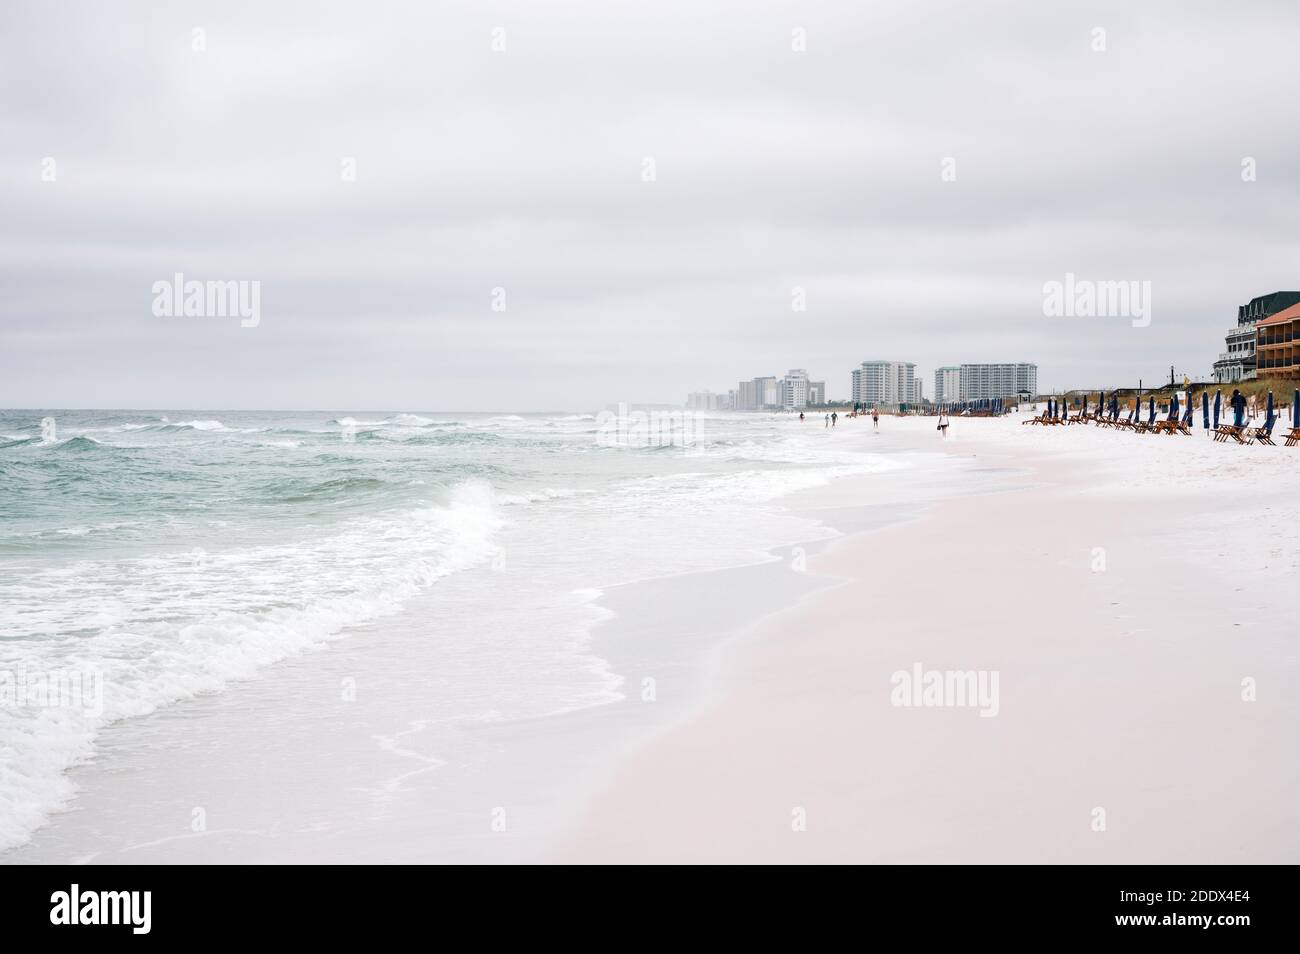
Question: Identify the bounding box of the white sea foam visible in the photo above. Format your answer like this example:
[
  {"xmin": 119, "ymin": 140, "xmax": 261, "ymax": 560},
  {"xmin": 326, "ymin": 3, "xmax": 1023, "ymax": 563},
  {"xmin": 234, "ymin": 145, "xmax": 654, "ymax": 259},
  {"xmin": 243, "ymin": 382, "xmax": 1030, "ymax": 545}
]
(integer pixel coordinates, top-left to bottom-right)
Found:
[
  {"xmin": 0, "ymin": 408, "xmax": 922, "ymax": 856},
  {"xmin": 0, "ymin": 480, "xmax": 502, "ymax": 852},
  {"xmin": 497, "ymin": 487, "xmax": 597, "ymax": 506},
  {"xmin": 390, "ymin": 414, "xmax": 435, "ymax": 427}
]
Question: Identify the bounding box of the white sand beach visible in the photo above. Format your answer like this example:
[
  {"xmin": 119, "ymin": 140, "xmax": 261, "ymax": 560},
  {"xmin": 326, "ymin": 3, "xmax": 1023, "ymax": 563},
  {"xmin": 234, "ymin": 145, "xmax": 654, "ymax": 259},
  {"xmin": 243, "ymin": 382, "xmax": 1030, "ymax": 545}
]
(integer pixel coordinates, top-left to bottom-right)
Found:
[{"xmin": 554, "ymin": 414, "xmax": 1300, "ymax": 863}]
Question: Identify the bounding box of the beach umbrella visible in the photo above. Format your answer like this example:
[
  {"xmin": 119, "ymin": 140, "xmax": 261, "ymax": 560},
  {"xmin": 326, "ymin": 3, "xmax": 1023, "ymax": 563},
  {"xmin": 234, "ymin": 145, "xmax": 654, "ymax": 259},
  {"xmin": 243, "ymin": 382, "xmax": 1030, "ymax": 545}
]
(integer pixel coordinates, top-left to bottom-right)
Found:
[
  {"xmin": 1266, "ymin": 390, "xmax": 1274, "ymax": 428},
  {"xmin": 1148, "ymin": 396, "xmax": 1156, "ymax": 424},
  {"xmin": 1169, "ymin": 393, "xmax": 1179, "ymax": 421},
  {"xmin": 1214, "ymin": 390, "xmax": 1221, "ymax": 430},
  {"xmin": 1082, "ymin": 394, "xmax": 1088, "ymax": 417},
  {"xmin": 1202, "ymin": 391, "xmax": 1209, "ymax": 431},
  {"xmin": 1293, "ymin": 389, "xmax": 1299, "ymax": 428}
]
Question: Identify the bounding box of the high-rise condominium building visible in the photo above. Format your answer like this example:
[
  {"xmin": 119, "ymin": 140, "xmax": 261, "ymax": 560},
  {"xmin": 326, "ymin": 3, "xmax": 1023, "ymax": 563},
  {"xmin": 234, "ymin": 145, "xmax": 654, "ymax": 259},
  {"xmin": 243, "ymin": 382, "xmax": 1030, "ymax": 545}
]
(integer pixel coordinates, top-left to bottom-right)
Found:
[
  {"xmin": 958, "ymin": 363, "xmax": 1037, "ymax": 401},
  {"xmin": 685, "ymin": 390, "xmax": 727, "ymax": 410},
  {"xmin": 851, "ymin": 361, "xmax": 917, "ymax": 407},
  {"xmin": 934, "ymin": 366, "xmax": 961, "ymax": 404},
  {"xmin": 780, "ymin": 369, "xmax": 809, "ymax": 409},
  {"xmin": 735, "ymin": 376, "xmax": 780, "ymax": 410}
]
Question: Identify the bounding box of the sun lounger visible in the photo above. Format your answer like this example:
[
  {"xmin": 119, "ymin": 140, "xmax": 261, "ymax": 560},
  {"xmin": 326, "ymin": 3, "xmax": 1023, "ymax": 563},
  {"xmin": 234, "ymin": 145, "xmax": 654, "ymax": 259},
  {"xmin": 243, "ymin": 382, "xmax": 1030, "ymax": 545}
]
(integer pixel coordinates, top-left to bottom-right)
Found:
[
  {"xmin": 1214, "ymin": 425, "xmax": 1248, "ymax": 444},
  {"xmin": 1285, "ymin": 427, "xmax": 1300, "ymax": 447}
]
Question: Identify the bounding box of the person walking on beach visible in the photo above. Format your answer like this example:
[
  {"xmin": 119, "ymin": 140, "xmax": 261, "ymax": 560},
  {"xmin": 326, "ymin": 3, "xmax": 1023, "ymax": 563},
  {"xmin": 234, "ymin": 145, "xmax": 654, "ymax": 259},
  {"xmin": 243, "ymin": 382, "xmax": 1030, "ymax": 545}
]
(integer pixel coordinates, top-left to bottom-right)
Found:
[
  {"xmin": 872, "ymin": 408, "xmax": 879, "ymax": 432},
  {"xmin": 831, "ymin": 411, "xmax": 837, "ymax": 427},
  {"xmin": 799, "ymin": 412, "xmax": 804, "ymax": 422},
  {"xmin": 1231, "ymin": 389, "xmax": 1246, "ymax": 428},
  {"xmin": 937, "ymin": 411, "xmax": 950, "ymax": 437}
]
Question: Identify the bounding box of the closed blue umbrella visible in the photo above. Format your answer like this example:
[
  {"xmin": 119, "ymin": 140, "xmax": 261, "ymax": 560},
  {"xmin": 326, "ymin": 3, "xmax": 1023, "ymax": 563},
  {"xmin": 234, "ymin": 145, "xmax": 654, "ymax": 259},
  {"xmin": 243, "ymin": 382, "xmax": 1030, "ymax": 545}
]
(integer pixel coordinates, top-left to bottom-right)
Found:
[
  {"xmin": 1202, "ymin": 391, "xmax": 1209, "ymax": 431},
  {"xmin": 1213, "ymin": 390, "xmax": 1221, "ymax": 430},
  {"xmin": 1148, "ymin": 396, "xmax": 1156, "ymax": 424},
  {"xmin": 1293, "ymin": 389, "xmax": 1299, "ymax": 428},
  {"xmin": 1266, "ymin": 390, "xmax": 1274, "ymax": 428},
  {"xmin": 1169, "ymin": 393, "xmax": 1179, "ymax": 421}
]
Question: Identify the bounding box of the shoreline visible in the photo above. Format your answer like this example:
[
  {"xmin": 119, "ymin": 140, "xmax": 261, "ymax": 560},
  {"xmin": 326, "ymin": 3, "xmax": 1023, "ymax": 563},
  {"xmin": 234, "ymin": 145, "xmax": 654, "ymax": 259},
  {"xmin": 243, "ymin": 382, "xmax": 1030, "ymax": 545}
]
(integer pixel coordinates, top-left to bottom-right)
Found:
[
  {"xmin": 6, "ymin": 416, "xmax": 1295, "ymax": 863},
  {"xmin": 4, "ymin": 429, "xmax": 975, "ymax": 863},
  {"xmin": 552, "ymin": 420, "xmax": 1300, "ymax": 863}
]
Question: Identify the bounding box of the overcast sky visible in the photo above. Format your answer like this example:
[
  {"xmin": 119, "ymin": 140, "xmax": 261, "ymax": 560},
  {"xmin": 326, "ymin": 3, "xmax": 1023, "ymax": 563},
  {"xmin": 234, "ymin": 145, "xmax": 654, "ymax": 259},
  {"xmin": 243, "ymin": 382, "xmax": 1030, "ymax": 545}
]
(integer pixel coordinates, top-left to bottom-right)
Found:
[{"xmin": 3, "ymin": 0, "xmax": 1299, "ymax": 410}]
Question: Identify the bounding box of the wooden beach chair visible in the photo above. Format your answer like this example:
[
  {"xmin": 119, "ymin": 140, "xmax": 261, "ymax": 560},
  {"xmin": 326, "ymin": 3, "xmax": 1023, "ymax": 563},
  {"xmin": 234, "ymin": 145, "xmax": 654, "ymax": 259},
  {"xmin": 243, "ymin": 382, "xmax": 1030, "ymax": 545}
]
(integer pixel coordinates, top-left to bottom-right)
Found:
[
  {"xmin": 1248, "ymin": 419, "xmax": 1277, "ymax": 445},
  {"xmin": 1285, "ymin": 427, "xmax": 1300, "ymax": 447},
  {"xmin": 1214, "ymin": 425, "xmax": 1248, "ymax": 444}
]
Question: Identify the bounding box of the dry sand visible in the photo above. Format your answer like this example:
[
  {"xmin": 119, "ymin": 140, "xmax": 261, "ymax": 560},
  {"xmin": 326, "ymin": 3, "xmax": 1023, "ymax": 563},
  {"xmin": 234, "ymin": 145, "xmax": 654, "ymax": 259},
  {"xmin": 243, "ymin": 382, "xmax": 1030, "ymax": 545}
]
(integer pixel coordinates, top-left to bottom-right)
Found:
[{"xmin": 555, "ymin": 421, "xmax": 1300, "ymax": 863}]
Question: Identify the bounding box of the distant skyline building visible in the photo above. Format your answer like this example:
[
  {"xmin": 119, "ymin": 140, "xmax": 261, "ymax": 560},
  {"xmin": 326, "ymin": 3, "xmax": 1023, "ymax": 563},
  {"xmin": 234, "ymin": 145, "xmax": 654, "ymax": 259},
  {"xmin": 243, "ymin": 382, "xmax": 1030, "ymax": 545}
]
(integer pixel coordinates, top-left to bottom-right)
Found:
[
  {"xmin": 851, "ymin": 360, "xmax": 917, "ymax": 407},
  {"xmin": 712, "ymin": 369, "xmax": 828, "ymax": 410},
  {"xmin": 733, "ymin": 375, "xmax": 780, "ymax": 410},
  {"xmin": 934, "ymin": 366, "xmax": 961, "ymax": 405},
  {"xmin": 781, "ymin": 368, "xmax": 809, "ymax": 409},
  {"xmin": 1213, "ymin": 291, "xmax": 1300, "ymax": 383},
  {"xmin": 958, "ymin": 363, "xmax": 1037, "ymax": 401},
  {"xmin": 685, "ymin": 390, "xmax": 728, "ymax": 410}
]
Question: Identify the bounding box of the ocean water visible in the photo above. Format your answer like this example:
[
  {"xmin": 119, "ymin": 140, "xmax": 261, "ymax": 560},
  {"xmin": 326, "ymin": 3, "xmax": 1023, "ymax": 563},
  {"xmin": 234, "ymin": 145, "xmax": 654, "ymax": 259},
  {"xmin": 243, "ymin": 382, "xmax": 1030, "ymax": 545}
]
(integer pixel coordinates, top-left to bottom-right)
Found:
[{"xmin": 0, "ymin": 408, "xmax": 903, "ymax": 852}]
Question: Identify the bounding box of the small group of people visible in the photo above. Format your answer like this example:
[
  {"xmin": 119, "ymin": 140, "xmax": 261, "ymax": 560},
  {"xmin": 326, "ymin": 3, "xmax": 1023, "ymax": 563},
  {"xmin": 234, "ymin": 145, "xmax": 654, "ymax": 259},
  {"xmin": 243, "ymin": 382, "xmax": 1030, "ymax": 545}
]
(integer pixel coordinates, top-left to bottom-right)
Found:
[
  {"xmin": 797, "ymin": 405, "xmax": 950, "ymax": 437},
  {"xmin": 798, "ymin": 411, "xmax": 839, "ymax": 428}
]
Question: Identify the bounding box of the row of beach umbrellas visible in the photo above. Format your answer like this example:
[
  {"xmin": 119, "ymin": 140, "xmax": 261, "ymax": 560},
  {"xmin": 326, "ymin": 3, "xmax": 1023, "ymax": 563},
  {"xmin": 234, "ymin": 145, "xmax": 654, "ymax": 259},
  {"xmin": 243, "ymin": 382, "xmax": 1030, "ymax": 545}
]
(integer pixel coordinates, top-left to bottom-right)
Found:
[
  {"xmin": 937, "ymin": 398, "xmax": 1007, "ymax": 415},
  {"xmin": 1048, "ymin": 388, "xmax": 1300, "ymax": 432}
]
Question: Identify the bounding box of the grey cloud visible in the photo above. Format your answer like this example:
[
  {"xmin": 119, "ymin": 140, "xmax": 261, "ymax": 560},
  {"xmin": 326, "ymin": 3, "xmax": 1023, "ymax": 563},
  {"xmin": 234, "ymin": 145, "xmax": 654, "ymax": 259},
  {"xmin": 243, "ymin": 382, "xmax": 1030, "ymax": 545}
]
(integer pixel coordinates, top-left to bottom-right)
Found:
[{"xmin": 3, "ymin": 0, "xmax": 1299, "ymax": 409}]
